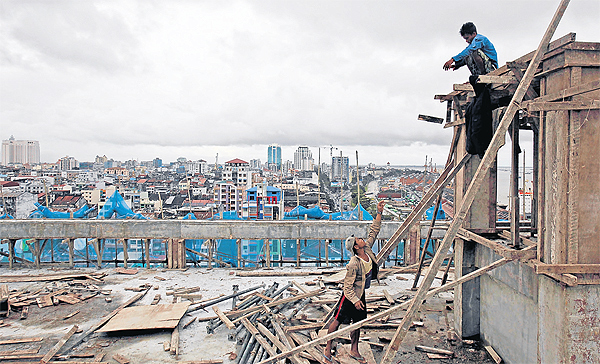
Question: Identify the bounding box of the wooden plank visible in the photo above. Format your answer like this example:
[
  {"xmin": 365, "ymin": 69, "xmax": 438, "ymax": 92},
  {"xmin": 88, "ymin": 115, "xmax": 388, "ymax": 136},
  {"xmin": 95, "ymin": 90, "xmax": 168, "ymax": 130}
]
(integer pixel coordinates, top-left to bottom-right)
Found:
[
  {"xmin": 0, "ymin": 273, "xmax": 104, "ymax": 283},
  {"xmin": 0, "ymin": 348, "xmax": 40, "ymax": 355},
  {"xmin": 535, "ymin": 263, "xmax": 600, "ymax": 274},
  {"xmin": 257, "ymin": 322, "xmax": 304, "ymax": 364},
  {"xmin": 97, "ymin": 302, "xmax": 190, "ymax": 332},
  {"xmin": 415, "ymin": 345, "xmax": 454, "ymax": 356},
  {"xmin": 526, "ymin": 100, "xmax": 600, "ymax": 111},
  {"xmin": 256, "ymin": 257, "xmax": 513, "ymax": 364},
  {"xmin": 62, "ymin": 310, "xmax": 80, "ymax": 320},
  {"xmin": 376, "ymin": 153, "xmax": 470, "ymax": 265},
  {"xmin": 36, "ymin": 295, "xmax": 54, "ymax": 308},
  {"xmin": 114, "ymin": 268, "xmax": 138, "ymax": 275},
  {"xmin": 56, "ymin": 294, "xmax": 81, "ymax": 305},
  {"xmin": 59, "ymin": 289, "xmax": 150, "ymax": 355},
  {"xmin": 288, "ymin": 332, "xmax": 330, "ymax": 364},
  {"xmin": 443, "ymin": 118, "xmax": 465, "ymax": 129},
  {"xmin": 170, "ymin": 322, "xmax": 180, "ymax": 356},
  {"xmin": 113, "ymin": 353, "xmax": 130, "ymax": 364},
  {"xmin": 212, "ymin": 306, "xmax": 235, "ymax": 329},
  {"xmin": 378, "ymin": 3, "xmax": 571, "ymax": 363},
  {"xmin": 382, "ymin": 290, "xmax": 395, "ymax": 305},
  {"xmin": 477, "ymin": 75, "xmax": 517, "ymax": 84},
  {"xmin": 534, "ymin": 79, "xmax": 599, "ymax": 102},
  {"xmin": 0, "ymin": 337, "xmax": 43, "ymax": 345},
  {"xmin": 567, "ymin": 109, "xmax": 580, "ymax": 264},
  {"xmin": 418, "ymin": 114, "xmax": 444, "ymax": 124},
  {"xmin": 453, "ymin": 83, "xmax": 473, "ymax": 92},
  {"xmin": 271, "ymin": 317, "xmax": 310, "ymax": 364},
  {"xmin": 484, "ymin": 345, "xmax": 502, "ymax": 364},
  {"xmin": 40, "ymin": 325, "xmax": 79, "ymax": 364}
]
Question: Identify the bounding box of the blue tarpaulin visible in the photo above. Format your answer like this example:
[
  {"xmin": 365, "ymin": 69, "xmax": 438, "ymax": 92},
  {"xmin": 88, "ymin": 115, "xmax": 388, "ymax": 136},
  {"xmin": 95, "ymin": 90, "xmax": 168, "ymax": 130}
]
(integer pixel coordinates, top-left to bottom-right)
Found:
[
  {"xmin": 29, "ymin": 203, "xmax": 95, "ymax": 219},
  {"xmin": 96, "ymin": 191, "xmax": 146, "ymax": 219},
  {"xmin": 284, "ymin": 204, "xmax": 373, "ymax": 220}
]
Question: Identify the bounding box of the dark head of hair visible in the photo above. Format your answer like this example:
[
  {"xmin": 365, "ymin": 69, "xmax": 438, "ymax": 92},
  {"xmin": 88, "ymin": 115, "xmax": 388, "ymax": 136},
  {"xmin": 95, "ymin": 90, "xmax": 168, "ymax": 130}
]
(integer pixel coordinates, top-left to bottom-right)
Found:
[
  {"xmin": 352, "ymin": 243, "xmax": 358, "ymax": 255},
  {"xmin": 460, "ymin": 22, "xmax": 477, "ymax": 36}
]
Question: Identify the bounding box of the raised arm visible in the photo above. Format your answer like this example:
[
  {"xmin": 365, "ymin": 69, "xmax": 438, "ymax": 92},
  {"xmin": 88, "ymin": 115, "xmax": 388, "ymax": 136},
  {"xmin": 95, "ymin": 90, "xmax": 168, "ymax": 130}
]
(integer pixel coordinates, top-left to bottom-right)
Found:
[{"xmin": 365, "ymin": 200, "xmax": 385, "ymax": 247}]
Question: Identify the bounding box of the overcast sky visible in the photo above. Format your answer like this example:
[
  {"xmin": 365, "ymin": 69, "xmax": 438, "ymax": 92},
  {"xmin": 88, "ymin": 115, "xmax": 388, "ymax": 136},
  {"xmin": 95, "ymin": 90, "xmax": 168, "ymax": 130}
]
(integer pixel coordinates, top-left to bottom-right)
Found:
[{"xmin": 1, "ymin": 0, "xmax": 598, "ymax": 167}]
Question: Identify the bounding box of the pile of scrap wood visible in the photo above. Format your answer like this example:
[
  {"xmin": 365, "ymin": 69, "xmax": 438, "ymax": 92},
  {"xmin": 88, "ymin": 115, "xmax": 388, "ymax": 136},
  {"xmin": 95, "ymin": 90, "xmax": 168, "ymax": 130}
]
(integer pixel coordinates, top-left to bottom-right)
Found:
[
  {"xmin": 197, "ymin": 279, "xmax": 422, "ymax": 364},
  {"xmin": 0, "ymin": 272, "xmax": 107, "ymax": 322}
]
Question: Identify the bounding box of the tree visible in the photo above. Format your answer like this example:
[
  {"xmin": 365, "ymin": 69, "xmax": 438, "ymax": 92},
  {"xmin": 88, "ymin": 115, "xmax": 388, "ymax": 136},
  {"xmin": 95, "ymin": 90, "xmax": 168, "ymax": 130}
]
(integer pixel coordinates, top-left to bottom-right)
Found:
[{"xmin": 351, "ymin": 185, "xmax": 372, "ymax": 212}]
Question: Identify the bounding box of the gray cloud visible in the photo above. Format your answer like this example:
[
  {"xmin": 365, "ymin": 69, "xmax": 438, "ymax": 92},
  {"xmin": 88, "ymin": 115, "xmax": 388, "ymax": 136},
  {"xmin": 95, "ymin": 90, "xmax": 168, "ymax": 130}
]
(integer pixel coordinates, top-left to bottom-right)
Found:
[{"xmin": 1, "ymin": 0, "xmax": 598, "ymax": 166}]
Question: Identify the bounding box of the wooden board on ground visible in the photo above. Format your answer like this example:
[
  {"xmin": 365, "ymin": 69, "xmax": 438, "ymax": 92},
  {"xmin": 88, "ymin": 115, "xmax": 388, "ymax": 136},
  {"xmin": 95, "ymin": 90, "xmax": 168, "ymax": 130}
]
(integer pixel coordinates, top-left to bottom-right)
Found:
[
  {"xmin": 97, "ymin": 302, "xmax": 190, "ymax": 332},
  {"xmin": 114, "ymin": 268, "xmax": 138, "ymax": 275},
  {"xmin": 322, "ymin": 270, "xmax": 346, "ymax": 284},
  {"xmin": 337, "ymin": 343, "xmax": 376, "ymax": 364}
]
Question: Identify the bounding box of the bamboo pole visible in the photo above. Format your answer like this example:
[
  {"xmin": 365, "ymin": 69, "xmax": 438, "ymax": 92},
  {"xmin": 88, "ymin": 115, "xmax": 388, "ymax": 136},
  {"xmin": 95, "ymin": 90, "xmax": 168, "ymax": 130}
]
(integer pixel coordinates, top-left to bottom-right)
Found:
[
  {"xmin": 66, "ymin": 239, "xmax": 74, "ymax": 268},
  {"xmin": 265, "ymin": 239, "xmax": 271, "ymax": 268},
  {"xmin": 237, "ymin": 239, "xmax": 242, "ymax": 268},
  {"xmin": 144, "ymin": 239, "xmax": 150, "ymax": 268},
  {"xmin": 207, "ymin": 239, "xmax": 213, "ymax": 269},
  {"xmin": 380, "ymin": 3, "xmax": 570, "ymax": 362},
  {"xmin": 122, "ymin": 239, "xmax": 129, "ymax": 268},
  {"xmin": 8, "ymin": 239, "xmax": 15, "ymax": 269}
]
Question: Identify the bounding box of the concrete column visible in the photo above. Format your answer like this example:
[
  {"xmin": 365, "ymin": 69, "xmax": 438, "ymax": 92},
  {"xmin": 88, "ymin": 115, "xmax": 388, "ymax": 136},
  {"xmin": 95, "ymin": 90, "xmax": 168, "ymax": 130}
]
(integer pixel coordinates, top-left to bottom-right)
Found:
[
  {"xmin": 453, "ymin": 109, "xmax": 497, "ymax": 339},
  {"xmin": 454, "ymin": 238, "xmax": 480, "ymax": 338}
]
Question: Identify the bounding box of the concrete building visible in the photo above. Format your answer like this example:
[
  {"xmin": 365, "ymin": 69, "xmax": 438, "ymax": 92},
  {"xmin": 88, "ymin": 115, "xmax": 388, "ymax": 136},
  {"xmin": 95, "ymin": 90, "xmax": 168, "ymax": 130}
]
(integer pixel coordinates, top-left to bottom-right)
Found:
[
  {"xmin": 58, "ymin": 156, "xmax": 78, "ymax": 171},
  {"xmin": 241, "ymin": 184, "xmax": 283, "ymax": 220},
  {"xmin": 0, "ymin": 191, "xmax": 36, "ymax": 218},
  {"xmin": 293, "ymin": 146, "xmax": 314, "ymax": 171},
  {"xmin": 1, "ymin": 136, "xmax": 40, "ymax": 166},
  {"xmin": 222, "ymin": 158, "xmax": 250, "ymax": 189},
  {"xmin": 267, "ymin": 144, "xmax": 281, "ymax": 170},
  {"xmin": 213, "ymin": 181, "xmax": 243, "ymax": 213},
  {"xmin": 331, "ymin": 155, "xmax": 349, "ymax": 185}
]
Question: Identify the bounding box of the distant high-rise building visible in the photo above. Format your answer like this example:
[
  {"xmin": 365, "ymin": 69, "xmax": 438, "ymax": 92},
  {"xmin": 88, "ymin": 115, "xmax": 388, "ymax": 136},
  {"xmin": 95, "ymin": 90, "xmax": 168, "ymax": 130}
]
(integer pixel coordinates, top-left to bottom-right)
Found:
[
  {"xmin": 267, "ymin": 144, "xmax": 281, "ymax": 170},
  {"xmin": 95, "ymin": 155, "xmax": 108, "ymax": 164},
  {"xmin": 249, "ymin": 159, "xmax": 261, "ymax": 170},
  {"xmin": 294, "ymin": 146, "xmax": 314, "ymax": 171},
  {"xmin": 1, "ymin": 136, "xmax": 40, "ymax": 166},
  {"xmin": 58, "ymin": 156, "xmax": 78, "ymax": 171},
  {"xmin": 153, "ymin": 158, "xmax": 162, "ymax": 168},
  {"xmin": 331, "ymin": 156, "xmax": 350, "ymax": 184}
]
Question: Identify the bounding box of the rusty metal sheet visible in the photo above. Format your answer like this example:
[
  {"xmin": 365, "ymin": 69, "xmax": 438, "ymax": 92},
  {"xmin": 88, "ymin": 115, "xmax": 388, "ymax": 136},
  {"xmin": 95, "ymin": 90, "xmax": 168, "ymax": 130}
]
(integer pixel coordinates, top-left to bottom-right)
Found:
[{"xmin": 97, "ymin": 302, "xmax": 190, "ymax": 332}]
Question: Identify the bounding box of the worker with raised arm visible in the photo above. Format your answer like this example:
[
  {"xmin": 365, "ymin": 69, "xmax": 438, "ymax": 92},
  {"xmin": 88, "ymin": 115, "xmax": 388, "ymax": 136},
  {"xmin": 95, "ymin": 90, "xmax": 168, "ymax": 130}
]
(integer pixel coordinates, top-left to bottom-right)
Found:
[
  {"xmin": 443, "ymin": 22, "xmax": 498, "ymax": 76},
  {"xmin": 323, "ymin": 200, "xmax": 386, "ymax": 364}
]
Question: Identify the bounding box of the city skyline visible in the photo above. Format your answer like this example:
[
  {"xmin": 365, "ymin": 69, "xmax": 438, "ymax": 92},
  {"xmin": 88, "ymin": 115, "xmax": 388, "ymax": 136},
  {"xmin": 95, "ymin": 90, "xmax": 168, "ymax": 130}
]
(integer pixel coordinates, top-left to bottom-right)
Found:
[{"xmin": 1, "ymin": 1, "xmax": 598, "ymax": 167}]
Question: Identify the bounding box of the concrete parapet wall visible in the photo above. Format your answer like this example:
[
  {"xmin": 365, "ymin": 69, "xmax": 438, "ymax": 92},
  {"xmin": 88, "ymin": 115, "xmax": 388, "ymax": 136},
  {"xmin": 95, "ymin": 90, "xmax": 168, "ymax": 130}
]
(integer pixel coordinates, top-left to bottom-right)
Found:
[{"xmin": 0, "ymin": 220, "xmax": 403, "ymax": 240}]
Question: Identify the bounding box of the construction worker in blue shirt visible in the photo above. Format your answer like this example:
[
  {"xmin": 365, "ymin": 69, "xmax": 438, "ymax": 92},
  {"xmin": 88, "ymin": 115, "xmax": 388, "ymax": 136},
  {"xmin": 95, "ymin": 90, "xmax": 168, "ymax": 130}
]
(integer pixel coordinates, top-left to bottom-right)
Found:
[{"xmin": 443, "ymin": 22, "xmax": 498, "ymax": 76}]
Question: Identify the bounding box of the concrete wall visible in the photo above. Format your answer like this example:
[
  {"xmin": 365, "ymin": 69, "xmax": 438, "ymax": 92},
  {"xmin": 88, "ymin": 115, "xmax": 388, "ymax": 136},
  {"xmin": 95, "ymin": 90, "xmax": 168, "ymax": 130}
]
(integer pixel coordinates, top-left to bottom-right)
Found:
[
  {"xmin": 475, "ymin": 245, "xmax": 600, "ymax": 364},
  {"xmin": 476, "ymin": 245, "xmax": 538, "ymax": 364},
  {"xmin": 538, "ymin": 275, "xmax": 600, "ymax": 364},
  {"xmin": 0, "ymin": 220, "xmax": 403, "ymax": 240}
]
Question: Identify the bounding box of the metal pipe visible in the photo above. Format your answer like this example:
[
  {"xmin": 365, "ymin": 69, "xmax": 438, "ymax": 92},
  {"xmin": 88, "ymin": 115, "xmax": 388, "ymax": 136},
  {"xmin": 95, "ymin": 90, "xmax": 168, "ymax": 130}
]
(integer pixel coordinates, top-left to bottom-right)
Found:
[
  {"xmin": 208, "ymin": 282, "xmax": 278, "ymax": 333},
  {"xmin": 251, "ymin": 346, "xmax": 264, "ymax": 364},
  {"xmin": 239, "ymin": 336, "xmax": 256, "ymax": 363},
  {"xmin": 188, "ymin": 283, "xmax": 265, "ymax": 313}
]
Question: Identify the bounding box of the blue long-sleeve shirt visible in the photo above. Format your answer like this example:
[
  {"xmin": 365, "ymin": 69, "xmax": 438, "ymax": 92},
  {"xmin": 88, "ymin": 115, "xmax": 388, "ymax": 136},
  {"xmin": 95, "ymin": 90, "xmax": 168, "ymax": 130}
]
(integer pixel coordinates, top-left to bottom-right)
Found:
[{"xmin": 453, "ymin": 34, "xmax": 498, "ymax": 68}]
